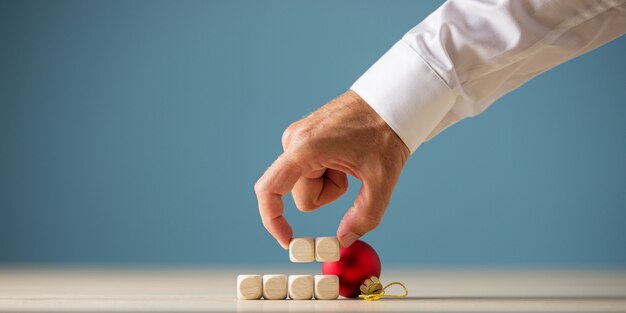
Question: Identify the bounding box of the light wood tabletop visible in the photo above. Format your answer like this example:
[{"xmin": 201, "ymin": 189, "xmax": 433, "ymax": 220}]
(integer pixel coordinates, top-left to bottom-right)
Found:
[{"xmin": 1, "ymin": 267, "xmax": 626, "ymax": 312}]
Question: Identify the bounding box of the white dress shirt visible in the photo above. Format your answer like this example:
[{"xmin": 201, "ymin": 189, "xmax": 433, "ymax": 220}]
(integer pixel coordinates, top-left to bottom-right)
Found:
[{"xmin": 351, "ymin": 0, "xmax": 626, "ymax": 153}]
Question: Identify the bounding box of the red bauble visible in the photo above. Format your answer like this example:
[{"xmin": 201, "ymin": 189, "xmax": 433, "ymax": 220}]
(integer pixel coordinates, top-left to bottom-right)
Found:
[{"xmin": 321, "ymin": 240, "xmax": 381, "ymax": 298}]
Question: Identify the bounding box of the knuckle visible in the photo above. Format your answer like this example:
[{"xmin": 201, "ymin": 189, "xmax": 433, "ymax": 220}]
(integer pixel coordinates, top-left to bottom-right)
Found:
[
  {"xmin": 357, "ymin": 208, "xmax": 385, "ymax": 231},
  {"xmin": 261, "ymin": 219, "xmax": 274, "ymax": 232},
  {"xmin": 281, "ymin": 125, "xmax": 295, "ymax": 148},
  {"xmin": 293, "ymin": 196, "xmax": 316, "ymax": 212},
  {"xmin": 364, "ymin": 215, "xmax": 382, "ymax": 230},
  {"xmin": 282, "ymin": 122, "xmax": 307, "ymax": 149},
  {"xmin": 296, "ymin": 204, "xmax": 312, "ymax": 212},
  {"xmin": 283, "ymin": 124, "xmax": 313, "ymax": 148},
  {"xmin": 261, "ymin": 217, "xmax": 270, "ymax": 228},
  {"xmin": 297, "ymin": 202, "xmax": 316, "ymax": 212},
  {"xmin": 254, "ymin": 179, "xmax": 264, "ymax": 195}
]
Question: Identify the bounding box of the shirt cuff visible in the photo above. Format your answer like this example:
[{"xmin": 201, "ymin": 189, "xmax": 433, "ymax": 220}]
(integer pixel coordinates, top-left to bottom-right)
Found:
[{"xmin": 350, "ymin": 40, "xmax": 456, "ymax": 154}]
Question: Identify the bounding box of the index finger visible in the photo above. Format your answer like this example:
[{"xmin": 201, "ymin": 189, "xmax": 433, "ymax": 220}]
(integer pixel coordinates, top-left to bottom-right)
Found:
[{"xmin": 254, "ymin": 153, "xmax": 302, "ymax": 249}]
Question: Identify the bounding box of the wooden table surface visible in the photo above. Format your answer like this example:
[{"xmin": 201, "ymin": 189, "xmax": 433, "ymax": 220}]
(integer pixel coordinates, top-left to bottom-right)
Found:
[{"xmin": 1, "ymin": 267, "xmax": 626, "ymax": 312}]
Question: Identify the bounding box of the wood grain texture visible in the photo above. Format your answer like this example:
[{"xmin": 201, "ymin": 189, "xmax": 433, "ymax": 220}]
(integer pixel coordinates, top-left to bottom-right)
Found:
[
  {"xmin": 262, "ymin": 274, "xmax": 287, "ymax": 300},
  {"xmin": 1, "ymin": 267, "xmax": 626, "ymax": 312},
  {"xmin": 289, "ymin": 238, "xmax": 315, "ymax": 263},
  {"xmin": 288, "ymin": 275, "xmax": 313, "ymax": 300},
  {"xmin": 314, "ymin": 275, "xmax": 339, "ymax": 300},
  {"xmin": 237, "ymin": 275, "xmax": 262, "ymax": 300},
  {"xmin": 315, "ymin": 237, "xmax": 340, "ymax": 262}
]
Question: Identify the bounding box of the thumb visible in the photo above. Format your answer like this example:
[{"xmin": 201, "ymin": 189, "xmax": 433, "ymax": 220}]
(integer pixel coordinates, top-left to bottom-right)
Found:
[{"xmin": 336, "ymin": 180, "xmax": 390, "ymax": 247}]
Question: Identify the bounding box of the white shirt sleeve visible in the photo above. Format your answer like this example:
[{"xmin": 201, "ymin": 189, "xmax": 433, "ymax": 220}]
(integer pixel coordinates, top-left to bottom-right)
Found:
[{"xmin": 351, "ymin": 0, "xmax": 626, "ymax": 153}]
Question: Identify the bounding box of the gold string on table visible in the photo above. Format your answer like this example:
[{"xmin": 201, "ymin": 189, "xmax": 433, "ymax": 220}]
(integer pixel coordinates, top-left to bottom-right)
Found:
[{"xmin": 358, "ymin": 276, "xmax": 408, "ymax": 301}]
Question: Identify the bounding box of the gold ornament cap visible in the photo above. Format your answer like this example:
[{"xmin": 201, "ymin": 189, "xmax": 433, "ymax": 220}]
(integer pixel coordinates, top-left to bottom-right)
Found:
[
  {"xmin": 358, "ymin": 275, "xmax": 409, "ymax": 301},
  {"xmin": 360, "ymin": 276, "xmax": 383, "ymax": 295}
]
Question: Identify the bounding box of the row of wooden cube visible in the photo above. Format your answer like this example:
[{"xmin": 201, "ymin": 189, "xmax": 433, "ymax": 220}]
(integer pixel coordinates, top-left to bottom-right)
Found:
[
  {"xmin": 289, "ymin": 237, "xmax": 340, "ymax": 262},
  {"xmin": 237, "ymin": 274, "xmax": 339, "ymax": 300}
]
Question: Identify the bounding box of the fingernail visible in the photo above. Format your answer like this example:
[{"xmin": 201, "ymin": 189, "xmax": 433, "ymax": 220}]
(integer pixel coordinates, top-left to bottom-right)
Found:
[
  {"xmin": 339, "ymin": 232, "xmax": 359, "ymax": 248},
  {"xmin": 281, "ymin": 240, "xmax": 290, "ymax": 250}
]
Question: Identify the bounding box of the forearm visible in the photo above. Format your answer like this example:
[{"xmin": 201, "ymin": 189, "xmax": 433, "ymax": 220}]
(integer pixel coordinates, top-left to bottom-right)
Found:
[{"xmin": 352, "ymin": 0, "xmax": 626, "ymax": 154}]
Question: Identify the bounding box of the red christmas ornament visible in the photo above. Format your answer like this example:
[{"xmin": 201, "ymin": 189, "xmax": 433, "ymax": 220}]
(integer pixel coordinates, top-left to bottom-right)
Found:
[{"xmin": 321, "ymin": 240, "xmax": 381, "ymax": 298}]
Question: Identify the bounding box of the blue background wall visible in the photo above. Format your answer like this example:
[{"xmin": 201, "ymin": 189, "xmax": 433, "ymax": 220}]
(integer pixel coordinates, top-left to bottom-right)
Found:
[{"xmin": 1, "ymin": 0, "xmax": 625, "ymax": 266}]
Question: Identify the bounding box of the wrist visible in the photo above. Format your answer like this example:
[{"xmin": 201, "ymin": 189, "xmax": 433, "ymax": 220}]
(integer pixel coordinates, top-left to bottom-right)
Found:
[
  {"xmin": 347, "ymin": 90, "xmax": 410, "ymax": 165},
  {"xmin": 350, "ymin": 41, "xmax": 456, "ymax": 154}
]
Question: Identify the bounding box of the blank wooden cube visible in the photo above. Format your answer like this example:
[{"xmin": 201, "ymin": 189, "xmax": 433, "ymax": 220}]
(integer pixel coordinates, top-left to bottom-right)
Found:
[
  {"xmin": 315, "ymin": 237, "xmax": 340, "ymax": 262},
  {"xmin": 314, "ymin": 275, "xmax": 339, "ymax": 300},
  {"xmin": 262, "ymin": 274, "xmax": 287, "ymax": 300},
  {"xmin": 237, "ymin": 275, "xmax": 262, "ymax": 300},
  {"xmin": 288, "ymin": 275, "xmax": 313, "ymax": 300},
  {"xmin": 289, "ymin": 237, "xmax": 315, "ymax": 262}
]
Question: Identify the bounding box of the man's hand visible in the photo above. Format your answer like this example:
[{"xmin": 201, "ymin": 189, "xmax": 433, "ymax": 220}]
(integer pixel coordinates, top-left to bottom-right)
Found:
[{"xmin": 254, "ymin": 90, "xmax": 410, "ymax": 249}]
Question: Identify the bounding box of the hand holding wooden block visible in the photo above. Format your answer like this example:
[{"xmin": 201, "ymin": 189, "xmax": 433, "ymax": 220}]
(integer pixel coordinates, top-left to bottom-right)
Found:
[
  {"xmin": 315, "ymin": 237, "xmax": 340, "ymax": 262},
  {"xmin": 262, "ymin": 274, "xmax": 288, "ymax": 300},
  {"xmin": 314, "ymin": 275, "xmax": 339, "ymax": 300},
  {"xmin": 288, "ymin": 275, "xmax": 313, "ymax": 300},
  {"xmin": 237, "ymin": 275, "xmax": 262, "ymax": 300},
  {"xmin": 289, "ymin": 237, "xmax": 315, "ymax": 262}
]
